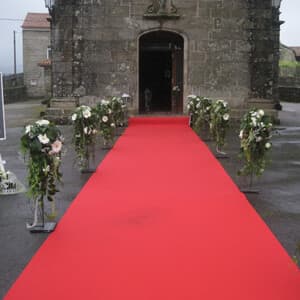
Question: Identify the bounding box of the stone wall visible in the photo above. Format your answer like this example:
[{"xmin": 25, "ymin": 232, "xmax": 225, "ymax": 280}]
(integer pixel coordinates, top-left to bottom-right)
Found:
[
  {"xmin": 3, "ymin": 74, "xmax": 27, "ymax": 104},
  {"xmin": 51, "ymin": 0, "xmax": 279, "ymax": 113},
  {"xmin": 23, "ymin": 29, "xmax": 50, "ymax": 98},
  {"xmin": 279, "ymin": 87, "xmax": 300, "ymax": 103}
]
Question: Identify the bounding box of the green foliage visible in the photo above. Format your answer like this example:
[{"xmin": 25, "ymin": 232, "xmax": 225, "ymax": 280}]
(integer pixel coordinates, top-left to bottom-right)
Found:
[
  {"xmin": 95, "ymin": 100, "xmax": 116, "ymax": 145},
  {"xmin": 20, "ymin": 120, "xmax": 63, "ymax": 202},
  {"xmin": 210, "ymin": 100, "xmax": 230, "ymax": 150},
  {"xmin": 186, "ymin": 95, "xmax": 212, "ymax": 134},
  {"xmin": 71, "ymin": 105, "xmax": 98, "ymax": 169},
  {"xmin": 238, "ymin": 109, "xmax": 273, "ymax": 177},
  {"xmin": 279, "ymin": 60, "xmax": 300, "ymax": 68},
  {"xmin": 110, "ymin": 96, "xmax": 127, "ymax": 127}
]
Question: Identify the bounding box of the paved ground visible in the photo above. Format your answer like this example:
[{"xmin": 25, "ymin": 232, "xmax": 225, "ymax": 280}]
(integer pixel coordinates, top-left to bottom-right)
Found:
[{"xmin": 0, "ymin": 100, "xmax": 299, "ymax": 298}]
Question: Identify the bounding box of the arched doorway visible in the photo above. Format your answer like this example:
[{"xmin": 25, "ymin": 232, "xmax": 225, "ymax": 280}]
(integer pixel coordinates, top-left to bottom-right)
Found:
[{"xmin": 139, "ymin": 31, "xmax": 184, "ymax": 114}]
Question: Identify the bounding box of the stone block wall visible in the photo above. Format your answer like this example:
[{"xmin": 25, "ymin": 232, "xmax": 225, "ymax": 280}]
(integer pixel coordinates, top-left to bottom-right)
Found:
[
  {"xmin": 23, "ymin": 29, "xmax": 50, "ymax": 98},
  {"xmin": 51, "ymin": 0, "xmax": 279, "ymax": 113}
]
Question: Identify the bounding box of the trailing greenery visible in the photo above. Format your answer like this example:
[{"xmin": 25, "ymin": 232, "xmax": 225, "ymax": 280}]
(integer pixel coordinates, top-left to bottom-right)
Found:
[
  {"xmin": 71, "ymin": 105, "xmax": 98, "ymax": 169},
  {"xmin": 238, "ymin": 109, "xmax": 273, "ymax": 177},
  {"xmin": 95, "ymin": 100, "xmax": 116, "ymax": 146},
  {"xmin": 186, "ymin": 95, "xmax": 212, "ymax": 134},
  {"xmin": 20, "ymin": 120, "xmax": 63, "ymax": 203},
  {"xmin": 110, "ymin": 96, "xmax": 127, "ymax": 127},
  {"xmin": 210, "ymin": 100, "xmax": 230, "ymax": 151}
]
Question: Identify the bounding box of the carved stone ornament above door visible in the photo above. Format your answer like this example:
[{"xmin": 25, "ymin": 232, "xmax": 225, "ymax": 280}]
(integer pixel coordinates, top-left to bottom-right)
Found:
[{"xmin": 144, "ymin": 0, "xmax": 180, "ymax": 20}]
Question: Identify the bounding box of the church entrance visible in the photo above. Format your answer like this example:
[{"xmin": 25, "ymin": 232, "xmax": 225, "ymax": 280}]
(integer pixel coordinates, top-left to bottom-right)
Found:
[{"xmin": 139, "ymin": 31, "xmax": 184, "ymax": 114}]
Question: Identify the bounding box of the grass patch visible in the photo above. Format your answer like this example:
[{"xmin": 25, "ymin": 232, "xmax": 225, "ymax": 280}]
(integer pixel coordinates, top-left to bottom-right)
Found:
[{"xmin": 279, "ymin": 60, "xmax": 300, "ymax": 68}]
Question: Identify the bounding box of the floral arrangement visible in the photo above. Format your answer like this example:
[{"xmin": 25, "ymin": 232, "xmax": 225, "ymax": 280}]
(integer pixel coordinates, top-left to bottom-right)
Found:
[
  {"xmin": 96, "ymin": 100, "xmax": 116, "ymax": 147},
  {"xmin": 186, "ymin": 95, "xmax": 212, "ymax": 133},
  {"xmin": 71, "ymin": 105, "xmax": 98, "ymax": 169},
  {"xmin": 110, "ymin": 96, "xmax": 127, "ymax": 127},
  {"xmin": 20, "ymin": 119, "xmax": 63, "ymax": 207},
  {"xmin": 210, "ymin": 99, "xmax": 230, "ymax": 152},
  {"xmin": 238, "ymin": 108, "xmax": 273, "ymax": 177},
  {"xmin": 193, "ymin": 97, "xmax": 212, "ymax": 134},
  {"xmin": 186, "ymin": 95, "xmax": 200, "ymax": 118}
]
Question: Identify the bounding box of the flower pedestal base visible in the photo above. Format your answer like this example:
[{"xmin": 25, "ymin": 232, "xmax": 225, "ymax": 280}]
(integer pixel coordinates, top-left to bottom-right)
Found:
[
  {"xmin": 239, "ymin": 174, "xmax": 260, "ymax": 194},
  {"xmin": 215, "ymin": 148, "xmax": 229, "ymax": 160},
  {"xmin": 101, "ymin": 138, "xmax": 113, "ymax": 150},
  {"xmin": 215, "ymin": 153, "xmax": 229, "ymax": 159},
  {"xmin": 240, "ymin": 189, "xmax": 259, "ymax": 194},
  {"xmin": 79, "ymin": 145, "xmax": 96, "ymax": 173},
  {"xmin": 29, "ymin": 222, "xmax": 57, "ymax": 233},
  {"xmin": 81, "ymin": 168, "xmax": 96, "ymax": 174},
  {"xmin": 214, "ymin": 146, "xmax": 229, "ymax": 159}
]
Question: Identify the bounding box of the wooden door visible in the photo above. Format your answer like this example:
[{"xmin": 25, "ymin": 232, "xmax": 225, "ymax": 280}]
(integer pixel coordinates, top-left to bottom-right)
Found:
[{"xmin": 171, "ymin": 46, "xmax": 183, "ymax": 114}]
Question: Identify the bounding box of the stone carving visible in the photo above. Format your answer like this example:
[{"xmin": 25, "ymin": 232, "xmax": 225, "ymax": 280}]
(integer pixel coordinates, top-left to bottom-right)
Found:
[{"xmin": 144, "ymin": 0, "xmax": 179, "ymax": 19}]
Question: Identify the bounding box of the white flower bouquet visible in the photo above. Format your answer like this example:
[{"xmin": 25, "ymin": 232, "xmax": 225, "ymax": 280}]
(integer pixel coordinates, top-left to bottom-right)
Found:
[
  {"xmin": 96, "ymin": 100, "xmax": 116, "ymax": 147},
  {"xmin": 20, "ymin": 119, "xmax": 63, "ymax": 228},
  {"xmin": 238, "ymin": 108, "xmax": 273, "ymax": 177},
  {"xmin": 71, "ymin": 105, "xmax": 98, "ymax": 169},
  {"xmin": 210, "ymin": 99, "xmax": 230, "ymax": 153},
  {"xmin": 186, "ymin": 95, "xmax": 212, "ymax": 133}
]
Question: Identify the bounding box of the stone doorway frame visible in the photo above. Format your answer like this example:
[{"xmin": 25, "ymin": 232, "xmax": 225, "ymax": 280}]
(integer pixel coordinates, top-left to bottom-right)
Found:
[{"xmin": 137, "ymin": 28, "xmax": 188, "ymax": 114}]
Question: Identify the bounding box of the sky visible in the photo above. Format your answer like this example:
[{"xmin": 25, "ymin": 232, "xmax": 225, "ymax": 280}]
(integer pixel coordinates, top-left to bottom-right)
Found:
[{"xmin": 0, "ymin": 0, "xmax": 299, "ymax": 75}]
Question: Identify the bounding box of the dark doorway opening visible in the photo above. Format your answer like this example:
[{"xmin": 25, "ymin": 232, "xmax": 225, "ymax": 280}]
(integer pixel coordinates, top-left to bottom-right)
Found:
[{"xmin": 139, "ymin": 31, "xmax": 183, "ymax": 114}]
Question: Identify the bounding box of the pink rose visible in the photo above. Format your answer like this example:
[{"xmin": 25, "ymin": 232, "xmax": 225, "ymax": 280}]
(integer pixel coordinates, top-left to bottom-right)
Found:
[{"xmin": 49, "ymin": 140, "xmax": 62, "ymax": 155}]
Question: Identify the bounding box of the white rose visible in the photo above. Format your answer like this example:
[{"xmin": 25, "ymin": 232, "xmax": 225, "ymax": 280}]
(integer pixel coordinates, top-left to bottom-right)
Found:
[
  {"xmin": 187, "ymin": 104, "xmax": 191, "ymax": 110},
  {"xmin": 84, "ymin": 127, "xmax": 88, "ymax": 134},
  {"xmin": 25, "ymin": 125, "xmax": 32, "ymax": 134},
  {"xmin": 101, "ymin": 99, "xmax": 109, "ymax": 105},
  {"xmin": 38, "ymin": 134, "xmax": 50, "ymax": 144},
  {"xmin": 258, "ymin": 109, "xmax": 265, "ymax": 117},
  {"xmin": 223, "ymin": 113, "xmax": 230, "ymax": 121},
  {"xmin": 251, "ymin": 112, "xmax": 257, "ymax": 117},
  {"xmin": 36, "ymin": 120, "xmax": 50, "ymax": 126},
  {"xmin": 196, "ymin": 103, "xmax": 201, "ymax": 109},
  {"xmin": 102, "ymin": 116, "xmax": 108, "ymax": 123},
  {"xmin": 71, "ymin": 114, "xmax": 77, "ymax": 121},
  {"xmin": 239, "ymin": 130, "xmax": 244, "ymax": 139},
  {"xmin": 42, "ymin": 165, "xmax": 50, "ymax": 174},
  {"xmin": 111, "ymin": 123, "xmax": 116, "ymax": 127},
  {"xmin": 256, "ymin": 136, "xmax": 262, "ymax": 142},
  {"xmin": 187, "ymin": 95, "xmax": 197, "ymax": 99},
  {"xmin": 265, "ymin": 142, "xmax": 271, "ymax": 149},
  {"xmin": 83, "ymin": 110, "xmax": 91, "ymax": 119},
  {"xmin": 251, "ymin": 117, "xmax": 257, "ymax": 127},
  {"xmin": 108, "ymin": 109, "xmax": 112, "ymax": 114},
  {"xmin": 92, "ymin": 129, "xmax": 97, "ymax": 134}
]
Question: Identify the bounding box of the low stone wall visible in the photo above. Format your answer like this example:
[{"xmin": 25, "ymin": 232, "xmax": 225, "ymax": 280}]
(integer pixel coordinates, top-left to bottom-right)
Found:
[
  {"xmin": 3, "ymin": 86, "xmax": 27, "ymax": 104},
  {"xmin": 279, "ymin": 86, "xmax": 300, "ymax": 103},
  {"xmin": 3, "ymin": 73, "xmax": 27, "ymax": 103}
]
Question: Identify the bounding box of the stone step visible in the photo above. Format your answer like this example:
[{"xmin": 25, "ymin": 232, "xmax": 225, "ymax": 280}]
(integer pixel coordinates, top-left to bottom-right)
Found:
[
  {"xmin": 247, "ymin": 98, "xmax": 275, "ymax": 110},
  {"xmin": 50, "ymin": 98, "xmax": 77, "ymax": 108}
]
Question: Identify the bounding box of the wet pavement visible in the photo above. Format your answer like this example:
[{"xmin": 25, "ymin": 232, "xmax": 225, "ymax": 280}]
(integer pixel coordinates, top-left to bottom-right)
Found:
[{"xmin": 0, "ymin": 100, "xmax": 299, "ymax": 298}]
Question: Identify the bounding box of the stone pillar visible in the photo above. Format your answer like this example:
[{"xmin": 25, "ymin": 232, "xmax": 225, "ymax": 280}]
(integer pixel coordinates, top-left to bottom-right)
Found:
[
  {"xmin": 248, "ymin": 0, "xmax": 274, "ymax": 100},
  {"xmin": 271, "ymin": 4, "xmax": 284, "ymax": 109},
  {"xmin": 51, "ymin": 0, "xmax": 74, "ymax": 98}
]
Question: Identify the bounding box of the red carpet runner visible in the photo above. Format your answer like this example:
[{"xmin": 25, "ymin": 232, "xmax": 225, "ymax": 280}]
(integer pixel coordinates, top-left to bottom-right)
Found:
[{"xmin": 5, "ymin": 117, "xmax": 300, "ymax": 299}]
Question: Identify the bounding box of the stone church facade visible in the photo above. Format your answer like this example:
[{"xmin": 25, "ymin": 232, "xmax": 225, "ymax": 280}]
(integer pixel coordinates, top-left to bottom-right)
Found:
[{"xmin": 47, "ymin": 0, "xmax": 282, "ymax": 116}]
